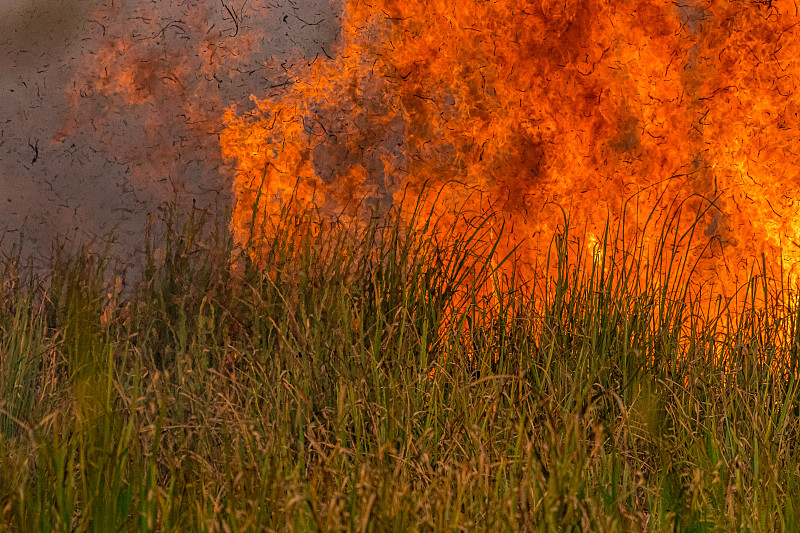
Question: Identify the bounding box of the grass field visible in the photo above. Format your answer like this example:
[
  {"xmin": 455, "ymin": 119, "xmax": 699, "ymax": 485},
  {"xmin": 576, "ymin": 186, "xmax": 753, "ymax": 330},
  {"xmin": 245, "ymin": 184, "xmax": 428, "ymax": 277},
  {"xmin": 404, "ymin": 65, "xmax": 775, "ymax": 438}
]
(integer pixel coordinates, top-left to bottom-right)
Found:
[{"xmin": 1, "ymin": 197, "xmax": 799, "ymax": 532}]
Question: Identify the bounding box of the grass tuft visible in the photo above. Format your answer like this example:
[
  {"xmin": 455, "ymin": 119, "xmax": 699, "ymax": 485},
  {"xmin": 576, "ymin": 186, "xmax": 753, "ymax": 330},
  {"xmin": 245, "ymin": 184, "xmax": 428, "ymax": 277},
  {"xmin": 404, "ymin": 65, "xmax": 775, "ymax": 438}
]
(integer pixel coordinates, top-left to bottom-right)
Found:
[{"xmin": 0, "ymin": 194, "xmax": 799, "ymax": 531}]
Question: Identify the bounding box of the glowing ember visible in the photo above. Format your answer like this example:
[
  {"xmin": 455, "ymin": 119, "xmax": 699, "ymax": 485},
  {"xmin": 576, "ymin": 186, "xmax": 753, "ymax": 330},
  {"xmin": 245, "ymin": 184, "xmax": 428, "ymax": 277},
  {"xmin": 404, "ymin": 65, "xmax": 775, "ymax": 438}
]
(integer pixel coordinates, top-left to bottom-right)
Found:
[{"xmin": 220, "ymin": 0, "xmax": 800, "ymax": 306}]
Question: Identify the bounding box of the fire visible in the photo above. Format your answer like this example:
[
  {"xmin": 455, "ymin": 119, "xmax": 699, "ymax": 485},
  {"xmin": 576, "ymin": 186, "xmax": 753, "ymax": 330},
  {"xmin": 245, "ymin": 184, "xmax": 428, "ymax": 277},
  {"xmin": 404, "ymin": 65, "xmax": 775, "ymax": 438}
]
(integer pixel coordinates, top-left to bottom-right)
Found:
[
  {"xmin": 56, "ymin": 1, "xmax": 800, "ymax": 306},
  {"xmin": 219, "ymin": 0, "xmax": 799, "ymax": 292},
  {"xmin": 190, "ymin": 1, "xmax": 800, "ymax": 320}
]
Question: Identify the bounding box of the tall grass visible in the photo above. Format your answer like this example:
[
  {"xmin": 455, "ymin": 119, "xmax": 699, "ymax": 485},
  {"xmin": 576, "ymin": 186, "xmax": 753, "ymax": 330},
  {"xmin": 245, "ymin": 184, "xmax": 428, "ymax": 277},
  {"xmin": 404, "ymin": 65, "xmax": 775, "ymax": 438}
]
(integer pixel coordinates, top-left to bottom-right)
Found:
[{"xmin": 0, "ymin": 195, "xmax": 799, "ymax": 531}]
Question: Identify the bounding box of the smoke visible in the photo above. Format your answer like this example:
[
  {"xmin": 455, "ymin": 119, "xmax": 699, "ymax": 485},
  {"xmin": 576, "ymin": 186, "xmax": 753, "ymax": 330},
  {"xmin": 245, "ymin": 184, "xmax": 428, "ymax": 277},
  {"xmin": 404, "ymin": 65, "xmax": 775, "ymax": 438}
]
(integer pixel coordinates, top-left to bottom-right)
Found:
[{"xmin": 1, "ymin": 0, "xmax": 341, "ymax": 272}]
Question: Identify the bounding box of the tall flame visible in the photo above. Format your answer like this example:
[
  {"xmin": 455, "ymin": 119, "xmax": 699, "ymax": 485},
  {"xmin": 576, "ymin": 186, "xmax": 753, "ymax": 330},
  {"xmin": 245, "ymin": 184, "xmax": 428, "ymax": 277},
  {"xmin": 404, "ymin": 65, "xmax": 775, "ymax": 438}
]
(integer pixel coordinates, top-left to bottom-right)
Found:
[{"xmin": 220, "ymin": 0, "xmax": 800, "ymax": 306}]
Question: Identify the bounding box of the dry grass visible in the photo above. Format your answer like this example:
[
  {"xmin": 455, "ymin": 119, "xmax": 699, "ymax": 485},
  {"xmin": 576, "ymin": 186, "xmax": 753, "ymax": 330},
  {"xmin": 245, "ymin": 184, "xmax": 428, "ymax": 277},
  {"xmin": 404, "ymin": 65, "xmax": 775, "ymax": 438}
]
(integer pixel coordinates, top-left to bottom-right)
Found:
[{"xmin": 0, "ymin": 197, "xmax": 799, "ymax": 532}]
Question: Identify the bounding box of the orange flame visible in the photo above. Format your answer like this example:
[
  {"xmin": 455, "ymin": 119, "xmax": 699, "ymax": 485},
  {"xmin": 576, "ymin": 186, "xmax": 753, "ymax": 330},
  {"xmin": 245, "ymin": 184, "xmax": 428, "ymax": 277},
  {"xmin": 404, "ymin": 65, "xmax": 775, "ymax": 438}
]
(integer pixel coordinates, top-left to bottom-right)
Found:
[{"xmin": 220, "ymin": 1, "xmax": 800, "ymax": 314}]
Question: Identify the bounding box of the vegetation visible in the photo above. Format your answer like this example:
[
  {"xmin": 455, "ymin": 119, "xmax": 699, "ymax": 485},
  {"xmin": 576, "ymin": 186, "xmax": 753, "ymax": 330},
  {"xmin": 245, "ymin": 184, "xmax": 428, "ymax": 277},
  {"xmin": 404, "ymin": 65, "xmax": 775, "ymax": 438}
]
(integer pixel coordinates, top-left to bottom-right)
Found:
[{"xmin": 1, "ymin": 195, "xmax": 799, "ymax": 532}]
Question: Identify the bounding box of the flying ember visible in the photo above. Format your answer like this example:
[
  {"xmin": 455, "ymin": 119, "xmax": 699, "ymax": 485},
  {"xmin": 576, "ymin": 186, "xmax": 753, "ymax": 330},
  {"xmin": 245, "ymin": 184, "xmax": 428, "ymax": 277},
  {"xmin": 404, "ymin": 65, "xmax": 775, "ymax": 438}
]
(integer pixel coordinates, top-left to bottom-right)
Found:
[{"xmin": 220, "ymin": 0, "xmax": 800, "ymax": 305}]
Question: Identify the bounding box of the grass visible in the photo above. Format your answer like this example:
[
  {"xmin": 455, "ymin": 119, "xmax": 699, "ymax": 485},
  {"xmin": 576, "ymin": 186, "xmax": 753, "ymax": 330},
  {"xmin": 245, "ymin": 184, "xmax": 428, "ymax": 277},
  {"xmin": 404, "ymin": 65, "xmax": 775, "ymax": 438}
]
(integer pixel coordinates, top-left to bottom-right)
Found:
[{"xmin": 1, "ymin": 194, "xmax": 800, "ymax": 532}]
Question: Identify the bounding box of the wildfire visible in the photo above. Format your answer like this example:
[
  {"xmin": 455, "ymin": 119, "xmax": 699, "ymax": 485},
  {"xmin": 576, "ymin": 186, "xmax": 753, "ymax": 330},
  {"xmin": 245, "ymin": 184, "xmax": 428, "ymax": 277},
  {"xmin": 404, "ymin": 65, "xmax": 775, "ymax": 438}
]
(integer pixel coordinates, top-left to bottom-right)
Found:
[
  {"xmin": 219, "ymin": 0, "xmax": 800, "ymax": 313},
  {"xmin": 60, "ymin": 0, "xmax": 800, "ymax": 327}
]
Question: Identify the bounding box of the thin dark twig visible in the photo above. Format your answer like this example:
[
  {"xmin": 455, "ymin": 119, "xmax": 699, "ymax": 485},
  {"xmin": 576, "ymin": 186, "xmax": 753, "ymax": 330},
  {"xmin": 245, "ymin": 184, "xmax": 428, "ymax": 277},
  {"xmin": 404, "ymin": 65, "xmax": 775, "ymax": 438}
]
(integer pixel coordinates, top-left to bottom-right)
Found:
[{"xmin": 221, "ymin": 0, "xmax": 239, "ymax": 37}]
